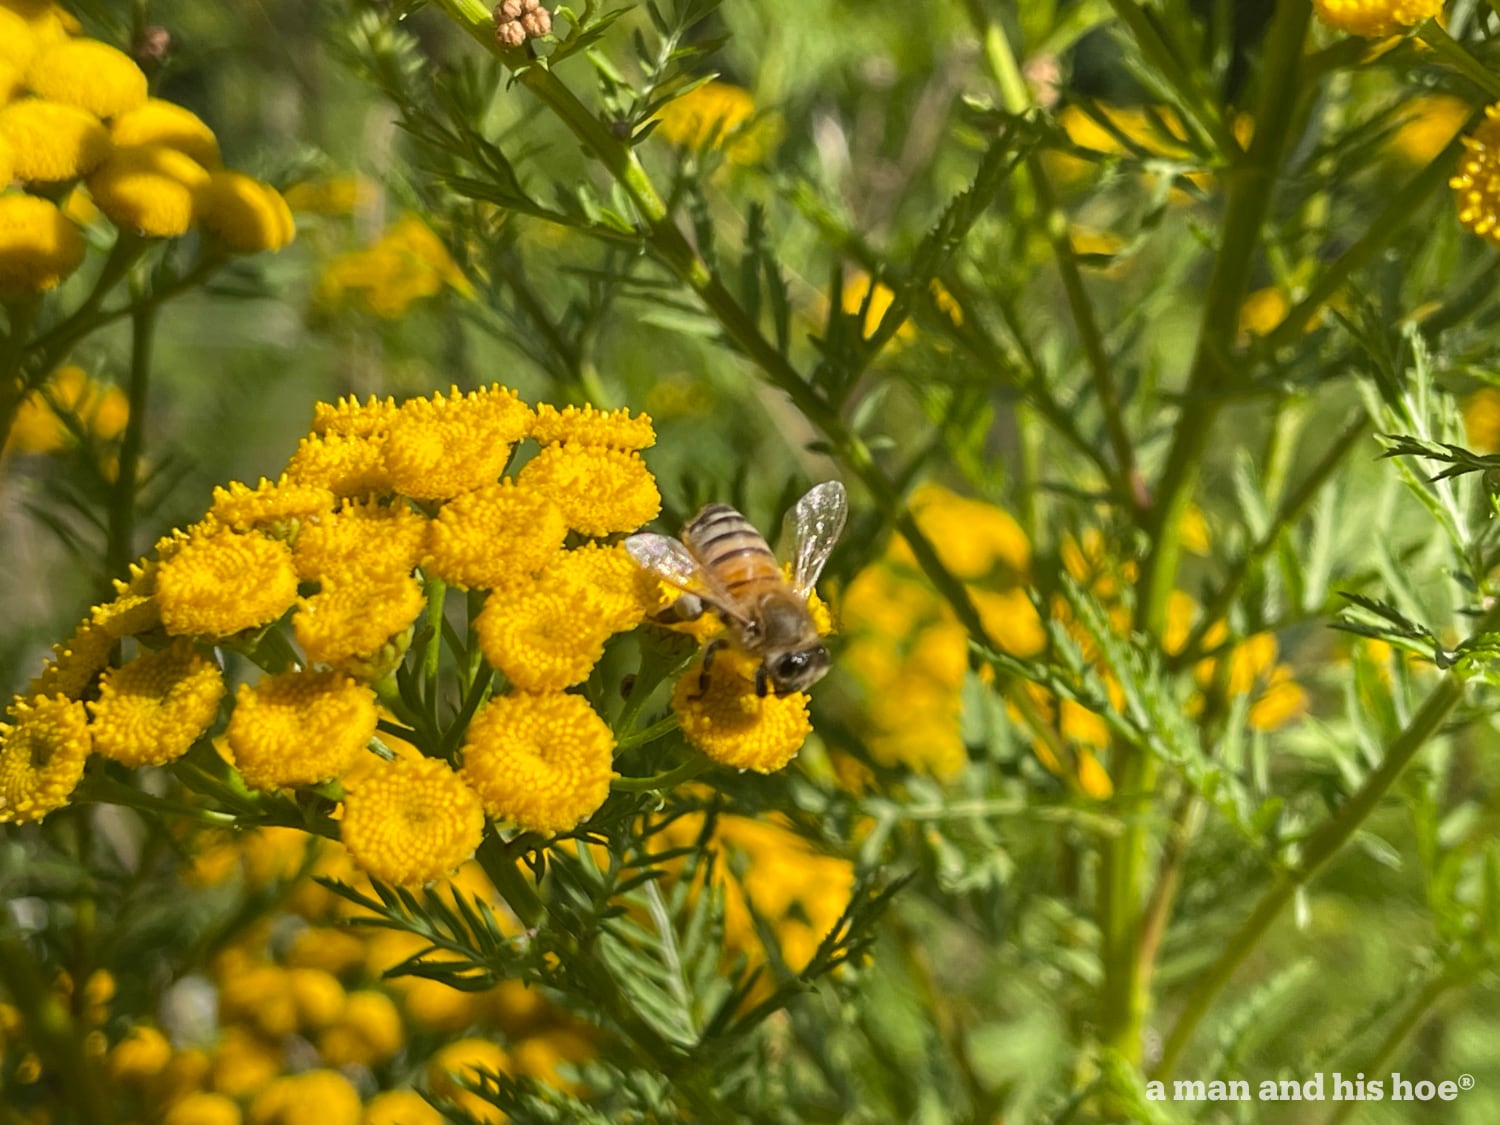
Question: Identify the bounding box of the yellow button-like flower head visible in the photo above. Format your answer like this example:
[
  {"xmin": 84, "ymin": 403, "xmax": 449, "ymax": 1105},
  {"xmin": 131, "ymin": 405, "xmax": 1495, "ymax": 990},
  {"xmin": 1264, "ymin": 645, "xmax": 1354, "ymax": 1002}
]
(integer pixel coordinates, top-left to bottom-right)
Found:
[
  {"xmin": 292, "ymin": 498, "xmax": 425, "ymax": 583},
  {"xmin": 530, "ymin": 402, "xmax": 655, "ymax": 450},
  {"xmin": 340, "ymin": 755, "xmax": 484, "ymax": 887},
  {"xmin": 516, "ymin": 443, "xmax": 661, "ymax": 536},
  {"xmin": 106, "ymin": 1025, "xmax": 171, "ymax": 1084},
  {"xmin": 423, "ymin": 479, "xmax": 567, "ymax": 589},
  {"xmin": 283, "ymin": 431, "xmax": 392, "ymax": 498},
  {"xmin": 538, "ymin": 540, "xmax": 656, "ymax": 633},
  {"xmin": 475, "ymin": 582, "xmax": 613, "ymax": 691},
  {"xmin": 293, "ymin": 573, "xmax": 425, "ymax": 675},
  {"xmin": 244, "ymin": 1069, "xmax": 361, "ymax": 1125},
  {"xmin": 0, "ymin": 98, "xmax": 110, "ymax": 182},
  {"xmin": 209, "ymin": 476, "xmax": 335, "ymax": 539},
  {"xmin": 672, "ymin": 652, "xmax": 811, "ymax": 772},
  {"xmin": 0, "ymin": 193, "xmax": 85, "ymax": 296},
  {"xmin": 109, "ymin": 98, "xmax": 221, "ymax": 167},
  {"xmin": 311, "ymin": 393, "xmax": 399, "ymax": 438},
  {"xmin": 0, "ymin": 8, "xmax": 37, "ymax": 72},
  {"xmin": 1454, "ymin": 103, "xmax": 1500, "ymax": 246},
  {"xmin": 361, "ymin": 1090, "xmax": 442, "ymax": 1125},
  {"xmin": 460, "ymin": 691, "xmax": 615, "ymax": 833},
  {"xmin": 28, "ymin": 615, "xmax": 113, "ymax": 700},
  {"xmin": 27, "ymin": 38, "xmax": 148, "ymax": 119},
  {"xmin": 195, "ymin": 170, "xmax": 295, "ymax": 253},
  {"xmin": 1312, "ymin": 0, "xmax": 1443, "ymax": 36},
  {"xmin": 162, "ymin": 1092, "xmax": 240, "ymax": 1125},
  {"xmin": 316, "ymin": 990, "xmax": 403, "ymax": 1068},
  {"xmin": 87, "ymin": 143, "xmax": 210, "ymax": 238},
  {"xmin": 225, "ymin": 670, "xmax": 377, "ymax": 790},
  {"xmin": 0, "ymin": 695, "xmax": 91, "ymax": 823},
  {"xmin": 384, "ymin": 385, "xmax": 533, "ymax": 501},
  {"xmin": 427, "ymin": 1039, "xmax": 509, "ymax": 1125},
  {"xmin": 88, "ymin": 639, "xmax": 224, "ymax": 767},
  {"xmin": 155, "ymin": 529, "xmax": 299, "ymax": 638}
]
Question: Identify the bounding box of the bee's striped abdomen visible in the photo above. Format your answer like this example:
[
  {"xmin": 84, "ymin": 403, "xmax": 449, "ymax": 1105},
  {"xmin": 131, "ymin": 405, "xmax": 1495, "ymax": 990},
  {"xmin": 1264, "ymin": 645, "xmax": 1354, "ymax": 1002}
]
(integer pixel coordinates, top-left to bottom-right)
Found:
[{"xmin": 685, "ymin": 503, "xmax": 782, "ymax": 598}]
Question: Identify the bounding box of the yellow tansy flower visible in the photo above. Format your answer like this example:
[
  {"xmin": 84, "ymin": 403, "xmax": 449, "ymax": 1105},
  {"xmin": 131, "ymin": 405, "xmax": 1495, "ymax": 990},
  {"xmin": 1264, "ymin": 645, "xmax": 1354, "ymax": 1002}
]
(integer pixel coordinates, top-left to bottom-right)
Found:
[
  {"xmin": 1312, "ymin": 0, "xmax": 1442, "ymax": 36},
  {"xmin": 292, "ymin": 499, "xmax": 425, "ymax": 583},
  {"xmin": 460, "ymin": 692, "xmax": 615, "ymax": 833},
  {"xmin": 310, "ymin": 393, "xmax": 399, "ymax": 438},
  {"xmin": 840, "ymin": 272, "xmax": 914, "ymax": 344},
  {"xmin": 361, "ymin": 1089, "xmax": 442, "ymax": 1125},
  {"xmin": 384, "ymin": 385, "xmax": 533, "ymax": 501},
  {"xmin": 283, "ymin": 431, "xmax": 392, "ymax": 498},
  {"xmin": 245, "ymin": 1069, "xmax": 361, "ymax": 1125},
  {"xmin": 972, "ymin": 586, "xmax": 1046, "ymax": 657},
  {"xmin": 155, "ymin": 529, "xmax": 299, "ymax": 638},
  {"xmin": 427, "ymin": 1038, "xmax": 509, "ymax": 1125},
  {"xmin": 515, "ymin": 443, "xmax": 661, "ymax": 536},
  {"xmin": 423, "ymin": 480, "xmax": 567, "ymax": 589},
  {"xmin": 28, "ymin": 615, "xmax": 113, "ymax": 699},
  {"xmin": 0, "ymin": 8, "xmax": 37, "ymax": 72},
  {"xmin": 27, "ymin": 38, "xmax": 148, "ymax": 118},
  {"xmin": 317, "ymin": 990, "xmax": 403, "ymax": 1068},
  {"xmin": 293, "ymin": 573, "xmax": 425, "ymax": 674},
  {"xmin": 653, "ymin": 81, "xmax": 776, "ymax": 164},
  {"xmin": 538, "ymin": 541, "xmax": 656, "ymax": 633},
  {"xmin": 0, "ymin": 695, "xmax": 91, "ymax": 824},
  {"xmin": 0, "ymin": 98, "xmax": 110, "ymax": 182},
  {"xmin": 107, "ymin": 1025, "xmax": 172, "ymax": 1084},
  {"xmin": 281, "ymin": 174, "xmax": 372, "ymax": 217},
  {"xmin": 474, "ymin": 581, "xmax": 613, "ymax": 691},
  {"xmin": 671, "ymin": 652, "xmax": 811, "ymax": 773},
  {"xmin": 209, "ymin": 477, "xmax": 335, "ymax": 538},
  {"xmin": 0, "ymin": 193, "xmax": 85, "ymax": 295},
  {"xmin": 6, "ymin": 365, "xmax": 128, "ymax": 453},
  {"xmin": 86, "ymin": 143, "xmax": 210, "ymax": 238},
  {"xmin": 1463, "ymin": 387, "xmax": 1500, "ymax": 452},
  {"xmin": 315, "ymin": 214, "xmax": 473, "ymax": 317},
  {"xmin": 340, "ymin": 755, "xmax": 484, "ymax": 886},
  {"xmin": 164, "ymin": 1092, "xmax": 241, "ymax": 1125},
  {"xmin": 195, "ymin": 170, "xmax": 295, "ymax": 253},
  {"xmin": 1454, "ymin": 102, "xmax": 1500, "ymax": 247},
  {"xmin": 0, "ymin": 0, "xmax": 72, "ymax": 47},
  {"xmin": 895, "ymin": 482, "xmax": 1031, "ymax": 579},
  {"xmin": 1390, "ymin": 94, "xmax": 1469, "ymax": 165},
  {"xmin": 225, "ymin": 671, "xmax": 377, "ymax": 790},
  {"xmin": 88, "ymin": 639, "xmax": 224, "ymax": 767},
  {"xmin": 109, "ymin": 98, "xmax": 221, "ymax": 168},
  {"xmin": 529, "ymin": 403, "xmax": 655, "ymax": 450}
]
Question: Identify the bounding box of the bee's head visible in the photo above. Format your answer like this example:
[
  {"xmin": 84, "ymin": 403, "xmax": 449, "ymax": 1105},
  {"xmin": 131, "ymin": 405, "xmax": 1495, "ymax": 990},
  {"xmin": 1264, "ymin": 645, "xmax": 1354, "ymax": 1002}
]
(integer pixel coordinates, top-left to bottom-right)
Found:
[{"xmin": 760, "ymin": 644, "xmax": 831, "ymax": 696}]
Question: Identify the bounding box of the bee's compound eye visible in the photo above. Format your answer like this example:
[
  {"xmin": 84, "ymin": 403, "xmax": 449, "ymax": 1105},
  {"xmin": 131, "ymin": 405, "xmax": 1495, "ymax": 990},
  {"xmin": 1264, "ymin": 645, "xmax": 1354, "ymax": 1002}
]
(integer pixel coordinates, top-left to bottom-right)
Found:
[{"xmin": 775, "ymin": 652, "xmax": 810, "ymax": 677}]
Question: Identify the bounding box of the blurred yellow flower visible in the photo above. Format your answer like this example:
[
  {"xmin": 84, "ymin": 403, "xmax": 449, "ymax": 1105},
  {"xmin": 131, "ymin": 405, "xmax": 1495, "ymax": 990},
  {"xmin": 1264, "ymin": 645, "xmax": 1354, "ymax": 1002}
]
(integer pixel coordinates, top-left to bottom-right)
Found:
[
  {"xmin": 515, "ymin": 443, "xmax": 661, "ymax": 536},
  {"xmin": 282, "ymin": 174, "xmax": 372, "ymax": 216},
  {"xmin": 163, "ymin": 1092, "xmax": 243, "ymax": 1125},
  {"xmin": 315, "ymin": 214, "xmax": 474, "ymax": 317},
  {"xmin": 0, "ymin": 192, "xmax": 85, "ymax": 295},
  {"xmin": 108, "ymin": 1025, "xmax": 172, "ymax": 1084},
  {"xmin": 341, "ymin": 756, "xmax": 484, "ymax": 886},
  {"xmin": 896, "ymin": 482, "xmax": 1031, "ymax": 579},
  {"xmin": 0, "ymin": 8, "xmax": 37, "ymax": 71},
  {"xmin": 530, "ymin": 402, "xmax": 656, "ymax": 449},
  {"xmin": 1313, "ymin": 0, "xmax": 1442, "ymax": 36},
  {"xmin": 110, "ymin": 98, "xmax": 221, "ymax": 167},
  {"xmin": 196, "ymin": 170, "xmax": 295, "ymax": 253},
  {"xmin": 317, "ymin": 990, "xmax": 403, "ymax": 1068},
  {"xmin": 840, "ymin": 272, "xmax": 914, "ymax": 344},
  {"xmin": 654, "ymin": 80, "xmax": 777, "ymax": 164},
  {"xmin": 672, "ymin": 650, "xmax": 811, "ymax": 773},
  {"xmin": 0, "ymin": 694, "xmax": 91, "ymax": 823},
  {"xmin": 1463, "ymin": 387, "xmax": 1500, "ymax": 452},
  {"xmin": 361, "ymin": 1090, "xmax": 441, "ymax": 1125},
  {"xmin": 225, "ymin": 671, "xmax": 377, "ymax": 790},
  {"xmin": 88, "ymin": 639, "xmax": 224, "ymax": 767},
  {"xmin": 384, "ymin": 384, "xmax": 533, "ymax": 501},
  {"xmin": 423, "ymin": 479, "xmax": 567, "ymax": 589},
  {"xmin": 1238, "ymin": 286, "xmax": 1290, "ymax": 341},
  {"xmin": 0, "ymin": 98, "xmax": 110, "ymax": 182},
  {"xmin": 7, "ymin": 365, "xmax": 128, "ymax": 453},
  {"xmin": 27, "ymin": 37, "xmax": 147, "ymax": 118},
  {"xmin": 86, "ymin": 142, "xmax": 210, "ymax": 237},
  {"xmin": 427, "ymin": 1038, "xmax": 509, "ymax": 1125},
  {"xmin": 245, "ymin": 1070, "xmax": 361, "ymax": 1125},
  {"xmin": 460, "ymin": 691, "xmax": 615, "ymax": 832},
  {"xmin": 156, "ymin": 528, "xmax": 299, "ymax": 638},
  {"xmin": 1389, "ymin": 94, "xmax": 1469, "ymax": 165},
  {"xmin": 1455, "ymin": 104, "xmax": 1500, "ymax": 247}
]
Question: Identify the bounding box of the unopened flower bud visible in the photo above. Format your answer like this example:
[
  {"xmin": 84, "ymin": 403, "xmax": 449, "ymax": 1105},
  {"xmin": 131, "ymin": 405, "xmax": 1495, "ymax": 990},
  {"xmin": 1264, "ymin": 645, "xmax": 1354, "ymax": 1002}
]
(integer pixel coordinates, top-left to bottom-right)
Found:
[{"xmin": 493, "ymin": 0, "xmax": 552, "ymax": 48}]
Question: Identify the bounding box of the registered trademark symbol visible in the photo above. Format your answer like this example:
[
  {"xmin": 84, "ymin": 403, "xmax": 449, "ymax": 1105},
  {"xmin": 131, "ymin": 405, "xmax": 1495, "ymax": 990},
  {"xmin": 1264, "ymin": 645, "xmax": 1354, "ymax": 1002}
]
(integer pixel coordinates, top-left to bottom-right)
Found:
[{"xmin": 1459, "ymin": 1074, "xmax": 1475, "ymax": 1091}]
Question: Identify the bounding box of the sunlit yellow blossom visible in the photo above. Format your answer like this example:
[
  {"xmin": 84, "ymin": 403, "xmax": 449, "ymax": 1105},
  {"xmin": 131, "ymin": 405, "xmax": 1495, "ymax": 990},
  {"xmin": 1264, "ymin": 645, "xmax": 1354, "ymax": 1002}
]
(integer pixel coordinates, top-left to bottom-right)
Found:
[
  {"xmin": 209, "ymin": 477, "xmax": 335, "ymax": 538},
  {"xmin": 341, "ymin": 755, "xmax": 484, "ymax": 885},
  {"xmin": 108, "ymin": 1025, "xmax": 172, "ymax": 1084},
  {"xmin": 282, "ymin": 174, "xmax": 372, "ymax": 216},
  {"xmin": 7, "ymin": 364, "xmax": 128, "ymax": 453},
  {"xmin": 226, "ymin": 671, "xmax": 377, "ymax": 790},
  {"xmin": 423, "ymin": 480, "xmax": 567, "ymax": 589},
  {"xmin": 654, "ymin": 80, "xmax": 779, "ymax": 165},
  {"xmin": 840, "ymin": 272, "xmax": 914, "ymax": 343},
  {"xmin": 460, "ymin": 692, "xmax": 615, "ymax": 832},
  {"xmin": 1238, "ymin": 286, "xmax": 1289, "ymax": 342},
  {"xmin": 474, "ymin": 581, "xmax": 613, "ymax": 691},
  {"xmin": 88, "ymin": 640, "xmax": 223, "ymax": 767},
  {"xmin": 246, "ymin": 1069, "xmax": 361, "ymax": 1125},
  {"xmin": 0, "ymin": 0, "xmax": 72, "ymax": 46},
  {"xmin": 0, "ymin": 98, "xmax": 110, "ymax": 182},
  {"xmin": 0, "ymin": 8, "xmax": 36, "ymax": 71},
  {"xmin": 28, "ymin": 615, "xmax": 112, "ymax": 699},
  {"xmin": 284, "ymin": 925, "xmax": 365, "ymax": 975},
  {"xmin": 290, "ymin": 499, "xmax": 423, "ymax": 584},
  {"xmin": 361, "ymin": 1090, "xmax": 441, "ymax": 1125},
  {"xmin": 428, "ymin": 1038, "xmax": 509, "ymax": 1125},
  {"xmin": 1463, "ymin": 387, "xmax": 1500, "ymax": 451},
  {"xmin": 156, "ymin": 529, "xmax": 299, "ymax": 638},
  {"xmin": 286, "ymin": 967, "xmax": 345, "ymax": 1032},
  {"xmin": 315, "ymin": 214, "xmax": 474, "ymax": 317},
  {"xmin": 209, "ymin": 1025, "xmax": 280, "ymax": 1099},
  {"xmin": 311, "ymin": 394, "xmax": 399, "ymax": 438},
  {"xmin": 0, "ymin": 695, "xmax": 91, "ymax": 823},
  {"xmin": 1249, "ymin": 665, "xmax": 1308, "ymax": 731},
  {"xmin": 87, "ymin": 143, "xmax": 210, "ymax": 237},
  {"xmin": 972, "ymin": 586, "xmax": 1046, "ymax": 657},
  {"xmin": 384, "ymin": 385, "xmax": 533, "ymax": 501},
  {"xmin": 27, "ymin": 38, "xmax": 147, "ymax": 118},
  {"xmin": 895, "ymin": 483, "xmax": 1031, "ymax": 579},
  {"xmin": 196, "ymin": 170, "xmax": 295, "ymax": 253},
  {"xmin": 109, "ymin": 98, "xmax": 220, "ymax": 167},
  {"xmin": 1070, "ymin": 226, "xmax": 1126, "ymax": 262},
  {"xmin": 672, "ymin": 651, "xmax": 811, "ymax": 772},
  {"xmin": 219, "ymin": 962, "xmax": 298, "ymax": 1038},
  {"xmin": 540, "ymin": 541, "xmax": 656, "ymax": 633},
  {"xmin": 294, "ymin": 574, "xmax": 424, "ymax": 673},
  {"xmin": 164, "ymin": 1092, "xmax": 243, "ymax": 1125},
  {"xmin": 318, "ymin": 990, "xmax": 403, "ymax": 1068},
  {"xmin": 530, "ymin": 403, "xmax": 656, "ymax": 450},
  {"xmin": 0, "ymin": 193, "xmax": 85, "ymax": 295},
  {"xmin": 1455, "ymin": 104, "xmax": 1500, "ymax": 246},
  {"xmin": 1313, "ymin": 0, "xmax": 1442, "ymax": 36},
  {"xmin": 153, "ymin": 1046, "xmax": 212, "ymax": 1108},
  {"xmin": 1389, "ymin": 94, "xmax": 1469, "ymax": 165},
  {"xmin": 516, "ymin": 442, "xmax": 660, "ymax": 536},
  {"xmin": 284, "ymin": 431, "xmax": 392, "ymax": 498}
]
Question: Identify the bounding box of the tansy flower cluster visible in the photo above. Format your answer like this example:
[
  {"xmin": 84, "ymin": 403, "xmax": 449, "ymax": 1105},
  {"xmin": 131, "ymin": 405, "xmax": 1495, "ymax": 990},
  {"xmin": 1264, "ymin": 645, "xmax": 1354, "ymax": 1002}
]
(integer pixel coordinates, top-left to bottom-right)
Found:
[
  {"xmin": 313, "ymin": 213, "xmax": 475, "ymax": 319},
  {"xmin": 1312, "ymin": 0, "xmax": 1443, "ymax": 38}
]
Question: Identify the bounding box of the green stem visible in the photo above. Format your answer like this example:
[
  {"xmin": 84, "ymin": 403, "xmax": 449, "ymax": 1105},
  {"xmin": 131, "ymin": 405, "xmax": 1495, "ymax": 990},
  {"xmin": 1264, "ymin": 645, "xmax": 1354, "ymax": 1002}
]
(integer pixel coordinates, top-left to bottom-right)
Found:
[
  {"xmin": 476, "ymin": 833, "xmax": 545, "ymax": 928},
  {"xmin": 1414, "ymin": 19, "xmax": 1500, "ymax": 100},
  {"xmin": 612, "ymin": 751, "xmax": 709, "ymax": 791},
  {"xmin": 0, "ymin": 296, "xmax": 41, "ymax": 450},
  {"xmin": 107, "ymin": 298, "xmax": 156, "ymax": 578},
  {"xmin": 1154, "ymin": 600, "xmax": 1500, "ymax": 1079}
]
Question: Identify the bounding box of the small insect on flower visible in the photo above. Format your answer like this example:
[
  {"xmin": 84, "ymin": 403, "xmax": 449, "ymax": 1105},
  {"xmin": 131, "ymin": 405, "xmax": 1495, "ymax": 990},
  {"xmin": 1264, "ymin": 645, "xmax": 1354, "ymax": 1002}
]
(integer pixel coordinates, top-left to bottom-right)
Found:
[{"xmin": 626, "ymin": 481, "xmax": 847, "ymax": 697}]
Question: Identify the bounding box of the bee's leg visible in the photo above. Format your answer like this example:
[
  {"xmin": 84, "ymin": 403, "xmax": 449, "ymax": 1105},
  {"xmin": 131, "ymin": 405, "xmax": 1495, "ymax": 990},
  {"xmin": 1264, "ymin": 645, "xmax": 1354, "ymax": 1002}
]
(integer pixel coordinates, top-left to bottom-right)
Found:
[
  {"xmin": 754, "ymin": 664, "xmax": 769, "ymax": 698},
  {"xmin": 651, "ymin": 593, "xmax": 705, "ymax": 625},
  {"xmin": 689, "ymin": 638, "xmax": 724, "ymax": 700}
]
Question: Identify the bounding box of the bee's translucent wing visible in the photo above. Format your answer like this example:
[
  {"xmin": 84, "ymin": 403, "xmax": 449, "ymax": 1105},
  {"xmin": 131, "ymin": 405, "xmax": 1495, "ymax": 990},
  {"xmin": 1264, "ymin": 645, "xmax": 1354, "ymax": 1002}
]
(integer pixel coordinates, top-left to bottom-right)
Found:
[
  {"xmin": 624, "ymin": 533, "xmax": 745, "ymax": 623},
  {"xmin": 782, "ymin": 481, "xmax": 848, "ymax": 597}
]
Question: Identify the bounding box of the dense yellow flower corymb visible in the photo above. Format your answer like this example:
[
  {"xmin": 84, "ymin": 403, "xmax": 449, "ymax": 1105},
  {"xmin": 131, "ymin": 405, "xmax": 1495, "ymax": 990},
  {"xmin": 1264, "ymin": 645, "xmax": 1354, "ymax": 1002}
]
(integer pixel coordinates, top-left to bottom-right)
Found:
[
  {"xmin": 340, "ymin": 756, "xmax": 484, "ymax": 886},
  {"xmin": 1454, "ymin": 103, "xmax": 1500, "ymax": 247},
  {"xmin": 225, "ymin": 671, "xmax": 377, "ymax": 790},
  {"xmin": 195, "ymin": 170, "xmax": 295, "ymax": 253},
  {"xmin": 87, "ymin": 143, "xmax": 210, "ymax": 238},
  {"xmin": 384, "ymin": 385, "xmax": 533, "ymax": 501},
  {"xmin": 292, "ymin": 498, "xmax": 425, "ymax": 583},
  {"xmin": 88, "ymin": 640, "xmax": 224, "ymax": 767},
  {"xmin": 110, "ymin": 98, "xmax": 221, "ymax": 168},
  {"xmin": 475, "ymin": 582, "xmax": 613, "ymax": 691},
  {"xmin": 155, "ymin": 529, "xmax": 299, "ymax": 638},
  {"xmin": 27, "ymin": 38, "xmax": 148, "ymax": 118},
  {"xmin": 1312, "ymin": 0, "xmax": 1443, "ymax": 36},
  {"xmin": 293, "ymin": 573, "xmax": 425, "ymax": 673},
  {"xmin": 530, "ymin": 403, "xmax": 656, "ymax": 450},
  {"xmin": 0, "ymin": 193, "xmax": 85, "ymax": 295},
  {"xmin": 0, "ymin": 98, "xmax": 110, "ymax": 182},
  {"xmin": 516, "ymin": 443, "xmax": 661, "ymax": 536},
  {"xmin": 672, "ymin": 654, "xmax": 811, "ymax": 772},
  {"xmin": 460, "ymin": 692, "xmax": 615, "ymax": 832},
  {"xmin": 423, "ymin": 480, "xmax": 567, "ymax": 589},
  {"xmin": 0, "ymin": 695, "xmax": 91, "ymax": 823},
  {"xmin": 106, "ymin": 1025, "xmax": 172, "ymax": 1083}
]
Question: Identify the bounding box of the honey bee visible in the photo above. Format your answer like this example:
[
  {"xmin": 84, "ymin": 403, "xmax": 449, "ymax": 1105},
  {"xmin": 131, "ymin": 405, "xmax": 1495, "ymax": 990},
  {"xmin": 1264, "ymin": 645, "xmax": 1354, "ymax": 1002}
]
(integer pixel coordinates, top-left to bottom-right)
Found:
[{"xmin": 625, "ymin": 481, "xmax": 848, "ymax": 697}]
